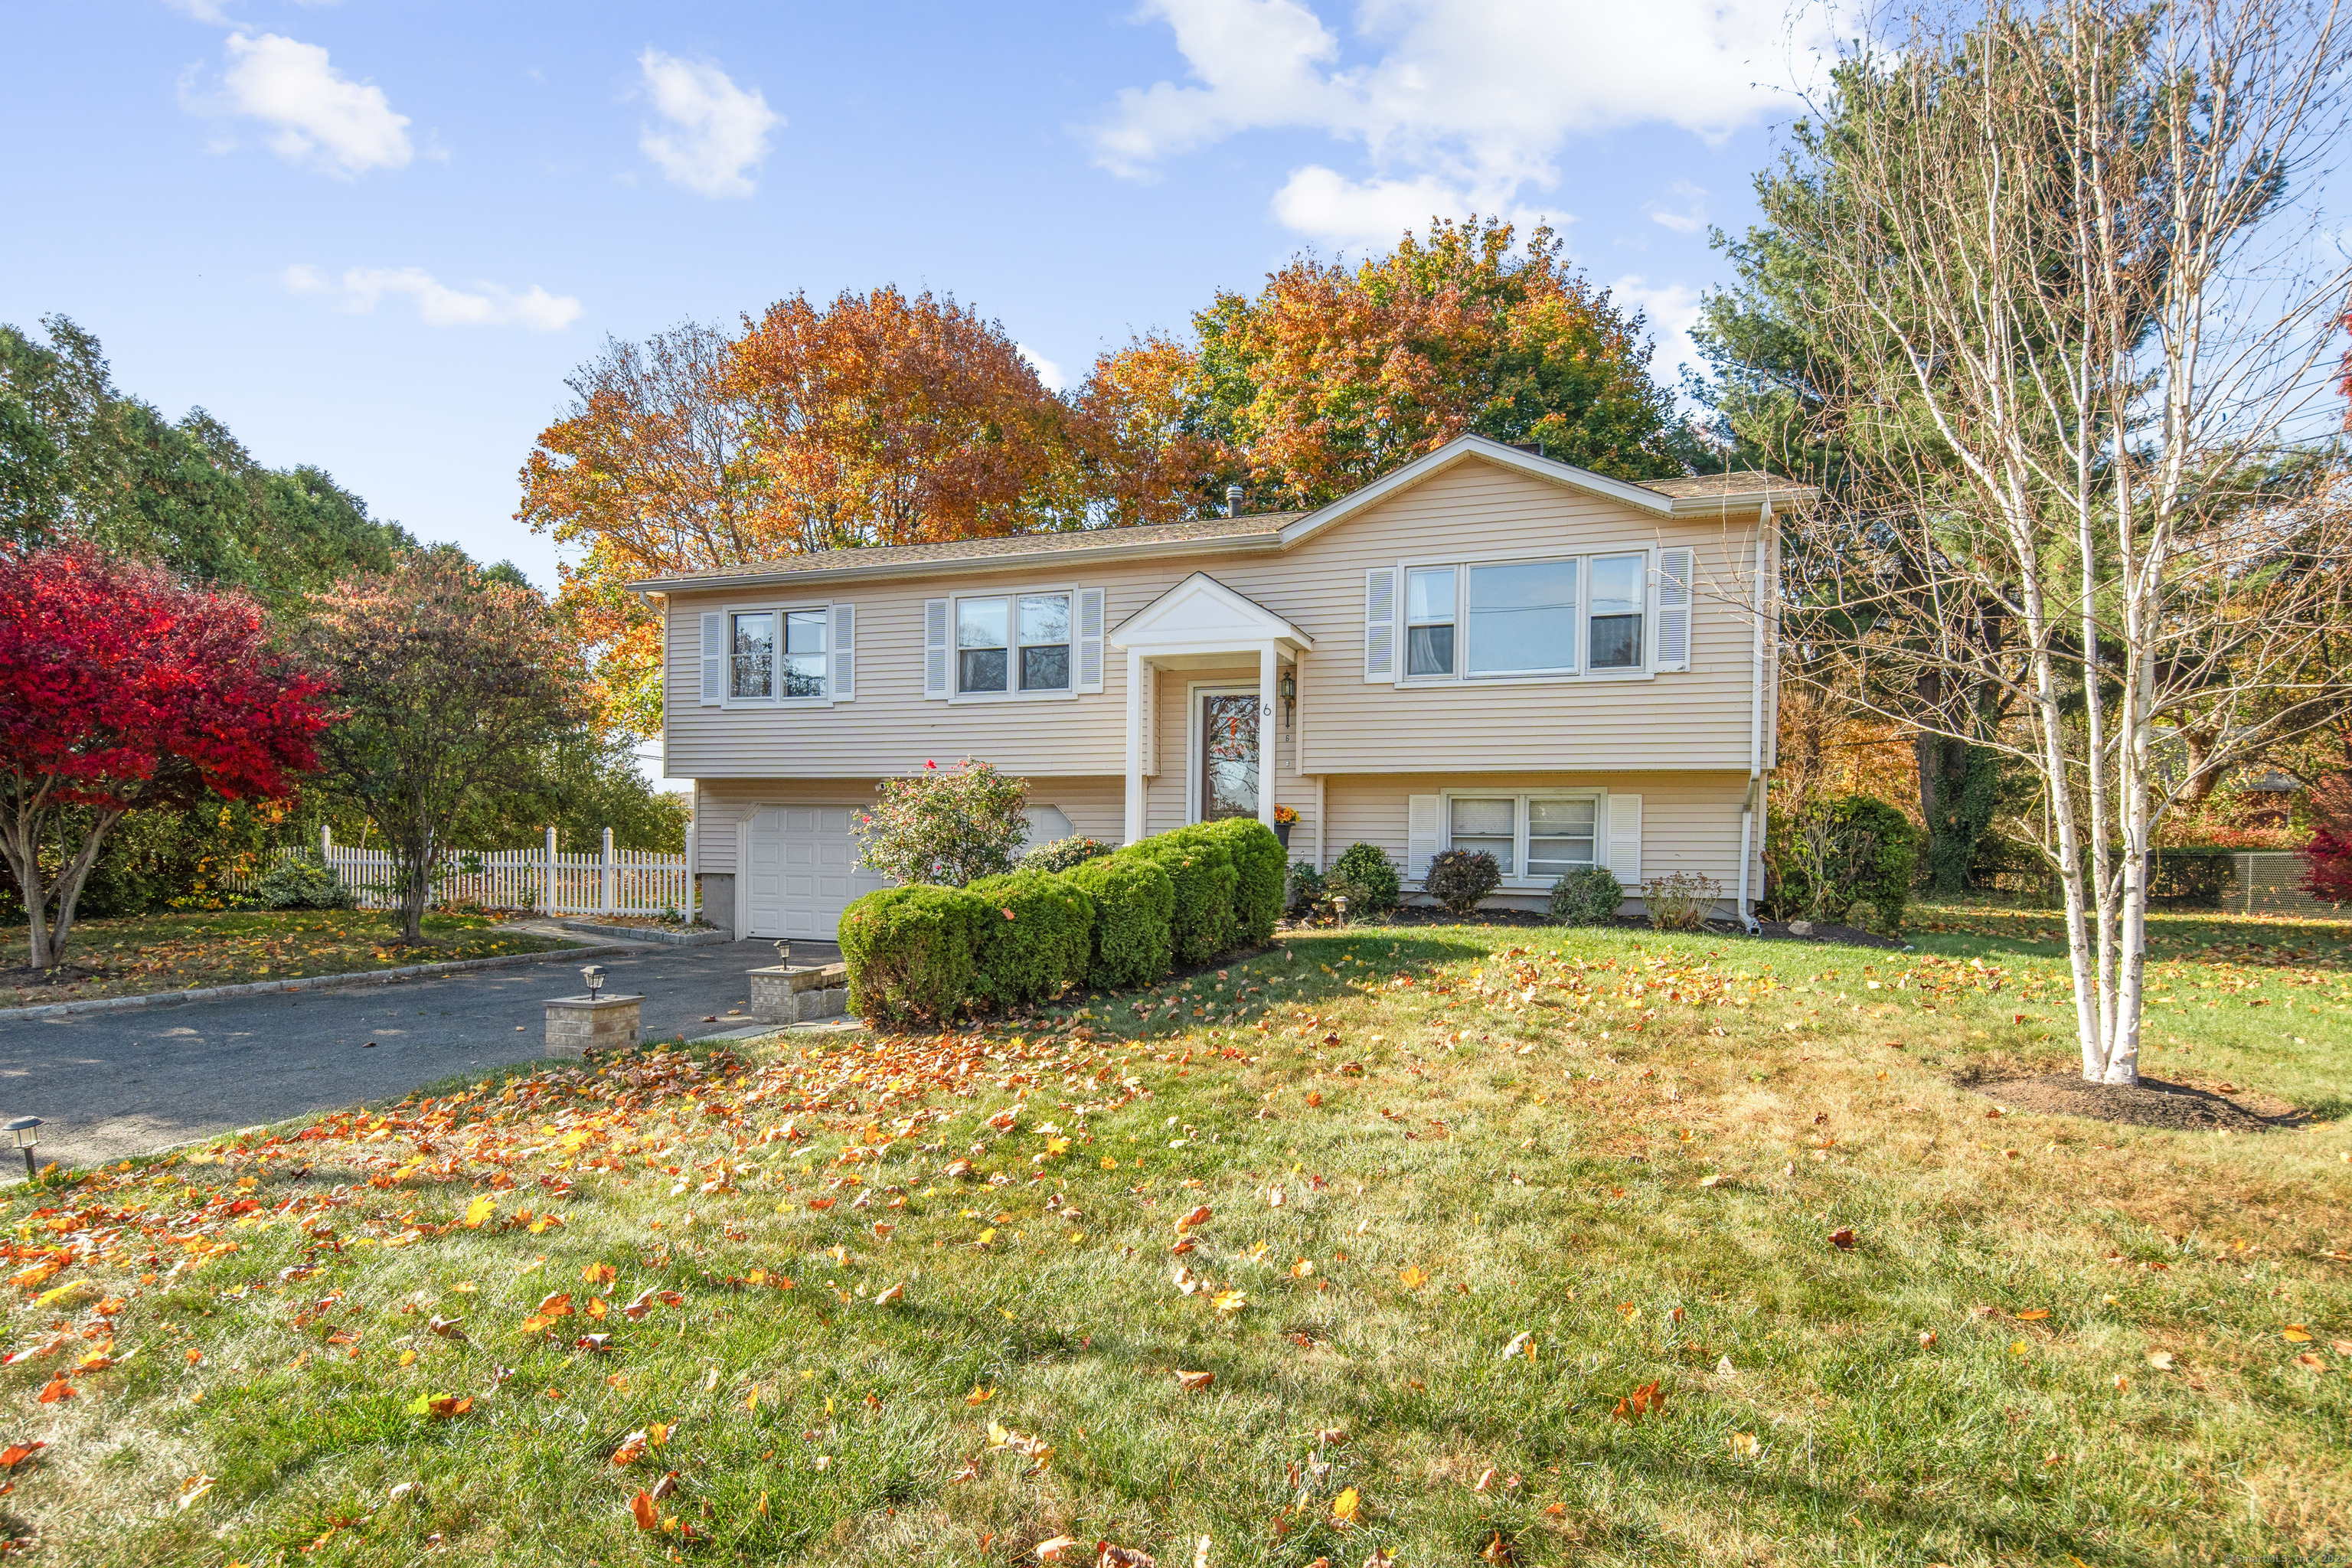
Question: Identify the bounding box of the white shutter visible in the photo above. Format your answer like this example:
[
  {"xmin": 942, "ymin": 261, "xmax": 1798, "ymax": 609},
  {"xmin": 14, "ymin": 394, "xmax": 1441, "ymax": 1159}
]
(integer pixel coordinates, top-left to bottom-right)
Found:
[
  {"xmin": 1606, "ymin": 793, "xmax": 1643, "ymax": 888},
  {"xmin": 1364, "ymin": 567, "xmax": 1397, "ymax": 683},
  {"xmin": 923, "ymin": 598, "xmax": 950, "ymax": 699},
  {"xmin": 1406, "ymin": 794, "xmax": 1442, "ymax": 884},
  {"xmin": 699, "ymin": 612, "xmax": 724, "ymax": 705},
  {"xmin": 1076, "ymin": 587, "xmax": 1106, "ymax": 692},
  {"xmin": 829, "ymin": 603, "xmax": 855, "ymax": 701},
  {"xmin": 1653, "ymin": 548, "xmax": 1692, "ymax": 673}
]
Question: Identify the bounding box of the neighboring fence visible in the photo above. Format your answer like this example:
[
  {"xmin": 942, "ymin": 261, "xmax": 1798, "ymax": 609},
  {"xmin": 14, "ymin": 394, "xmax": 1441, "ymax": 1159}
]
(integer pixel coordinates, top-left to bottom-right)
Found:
[
  {"xmin": 2214, "ymin": 851, "xmax": 2338, "ymax": 917},
  {"xmin": 1984, "ymin": 847, "xmax": 2340, "ymax": 917},
  {"xmin": 246, "ymin": 826, "xmax": 697, "ymax": 919}
]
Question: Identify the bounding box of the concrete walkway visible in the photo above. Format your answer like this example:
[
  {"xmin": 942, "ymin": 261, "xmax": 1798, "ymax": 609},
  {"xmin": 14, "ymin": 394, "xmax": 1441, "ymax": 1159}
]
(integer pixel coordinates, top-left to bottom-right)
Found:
[{"xmin": 0, "ymin": 938, "xmax": 837, "ymax": 1171}]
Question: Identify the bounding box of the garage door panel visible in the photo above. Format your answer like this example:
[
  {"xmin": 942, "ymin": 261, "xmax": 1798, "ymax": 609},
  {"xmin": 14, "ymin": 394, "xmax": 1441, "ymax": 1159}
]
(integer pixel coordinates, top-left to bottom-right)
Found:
[{"xmin": 742, "ymin": 804, "xmax": 887, "ymax": 940}]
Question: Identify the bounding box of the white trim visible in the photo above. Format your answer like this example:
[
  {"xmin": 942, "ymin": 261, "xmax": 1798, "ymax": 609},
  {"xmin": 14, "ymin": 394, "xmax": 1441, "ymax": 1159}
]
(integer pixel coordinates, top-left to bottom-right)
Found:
[
  {"xmin": 1185, "ymin": 680, "xmax": 1265, "ymax": 826},
  {"xmin": 946, "ymin": 584, "xmax": 1082, "ymax": 703},
  {"xmin": 1111, "ymin": 570, "xmax": 1312, "ymax": 652},
  {"xmin": 1432, "ymin": 786, "xmax": 1609, "ymax": 890},
  {"xmin": 714, "ymin": 599, "xmax": 838, "ymax": 709}
]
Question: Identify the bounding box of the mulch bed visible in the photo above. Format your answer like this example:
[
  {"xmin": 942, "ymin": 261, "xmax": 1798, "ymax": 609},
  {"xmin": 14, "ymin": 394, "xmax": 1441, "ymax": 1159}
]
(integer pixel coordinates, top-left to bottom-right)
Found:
[{"xmin": 1974, "ymin": 1073, "xmax": 2308, "ymax": 1132}]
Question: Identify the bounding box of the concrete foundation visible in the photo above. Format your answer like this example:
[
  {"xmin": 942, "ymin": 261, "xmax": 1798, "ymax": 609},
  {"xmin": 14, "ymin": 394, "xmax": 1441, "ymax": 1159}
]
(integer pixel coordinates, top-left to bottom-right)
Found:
[
  {"xmin": 544, "ymin": 994, "xmax": 644, "ymax": 1059},
  {"xmin": 747, "ymin": 963, "xmax": 851, "ymax": 1025}
]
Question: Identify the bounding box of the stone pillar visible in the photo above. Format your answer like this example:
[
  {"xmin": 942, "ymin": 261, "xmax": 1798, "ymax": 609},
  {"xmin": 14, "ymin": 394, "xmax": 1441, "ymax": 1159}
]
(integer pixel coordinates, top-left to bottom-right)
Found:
[
  {"xmin": 746, "ymin": 963, "xmax": 851, "ymax": 1024},
  {"xmin": 544, "ymin": 994, "xmax": 643, "ymax": 1059}
]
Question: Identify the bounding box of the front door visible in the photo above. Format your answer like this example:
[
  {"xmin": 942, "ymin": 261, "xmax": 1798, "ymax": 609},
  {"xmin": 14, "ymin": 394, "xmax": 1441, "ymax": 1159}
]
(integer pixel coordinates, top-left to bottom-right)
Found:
[{"xmin": 1198, "ymin": 691, "xmax": 1262, "ymax": 822}]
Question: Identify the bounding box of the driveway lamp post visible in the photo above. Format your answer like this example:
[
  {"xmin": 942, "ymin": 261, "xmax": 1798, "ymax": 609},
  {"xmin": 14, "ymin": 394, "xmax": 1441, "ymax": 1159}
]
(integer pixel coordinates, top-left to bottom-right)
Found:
[
  {"xmin": 580, "ymin": 965, "xmax": 606, "ymax": 1000},
  {"xmin": 6, "ymin": 1117, "xmax": 42, "ymax": 1181}
]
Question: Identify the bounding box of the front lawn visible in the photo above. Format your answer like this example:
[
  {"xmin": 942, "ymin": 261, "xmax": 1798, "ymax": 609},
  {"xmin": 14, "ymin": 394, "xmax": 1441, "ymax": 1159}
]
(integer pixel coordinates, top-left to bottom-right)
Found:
[
  {"xmin": 1, "ymin": 916, "xmax": 2344, "ymax": 1565},
  {"xmin": 0, "ymin": 910, "xmax": 580, "ymax": 1008}
]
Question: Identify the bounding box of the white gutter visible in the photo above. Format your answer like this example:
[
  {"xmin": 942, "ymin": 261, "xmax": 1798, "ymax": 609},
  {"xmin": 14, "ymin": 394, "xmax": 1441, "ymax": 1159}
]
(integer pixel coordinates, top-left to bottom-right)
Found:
[{"xmin": 1737, "ymin": 503, "xmax": 1772, "ymax": 934}]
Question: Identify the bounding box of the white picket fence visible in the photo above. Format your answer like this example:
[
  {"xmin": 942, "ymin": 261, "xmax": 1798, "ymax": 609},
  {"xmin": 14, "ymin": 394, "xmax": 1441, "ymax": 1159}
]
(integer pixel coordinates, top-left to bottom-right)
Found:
[{"xmin": 249, "ymin": 826, "xmax": 697, "ymax": 920}]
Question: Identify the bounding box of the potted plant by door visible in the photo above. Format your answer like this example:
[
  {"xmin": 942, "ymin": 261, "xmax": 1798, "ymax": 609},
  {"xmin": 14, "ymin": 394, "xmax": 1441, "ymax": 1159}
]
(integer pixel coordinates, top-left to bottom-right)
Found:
[{"xmin": 1272, "ymin": 805, "xmax": 1298, "ymax": 849}]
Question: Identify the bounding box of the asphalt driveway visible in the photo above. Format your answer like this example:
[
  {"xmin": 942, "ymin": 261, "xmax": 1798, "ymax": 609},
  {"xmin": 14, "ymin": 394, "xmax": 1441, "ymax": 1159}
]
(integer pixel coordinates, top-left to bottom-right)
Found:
[{"xmin": 0, "ymin": 939, "xmax": 828, "ymax": 1172}]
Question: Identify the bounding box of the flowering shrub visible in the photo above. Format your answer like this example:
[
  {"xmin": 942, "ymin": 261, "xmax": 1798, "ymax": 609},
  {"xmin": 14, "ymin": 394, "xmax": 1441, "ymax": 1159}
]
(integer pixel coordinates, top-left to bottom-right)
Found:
[
  {"xmin": 1022, "ymin": 835, "xmax": 1108, "ymax": 874},
  {"xmin": 852, "ymin": 759, "xmax": 1029, "ymax": 887}
]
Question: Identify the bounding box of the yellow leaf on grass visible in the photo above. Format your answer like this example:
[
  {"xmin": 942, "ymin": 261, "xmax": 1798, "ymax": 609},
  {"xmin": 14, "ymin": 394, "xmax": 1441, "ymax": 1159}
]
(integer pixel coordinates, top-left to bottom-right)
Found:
[
  {"xmin": 2283, "ymin": 1325, "xmax": 2314, "ymax": 1343},
  {"xmin": 1331, "ymin": 1486, "xmax": 1361, "ymax": 1524},
  {"xmin": 582, "ymin": 1262, "xmax": 616, "ymax": 1284},
  {"xmin": 1399, "ymin": 1266, "xmax": 1429, "ymax": 1289},
  {"xmin": 461, "ymin": 1196, "xmax": 496, "ymax": 1228}
]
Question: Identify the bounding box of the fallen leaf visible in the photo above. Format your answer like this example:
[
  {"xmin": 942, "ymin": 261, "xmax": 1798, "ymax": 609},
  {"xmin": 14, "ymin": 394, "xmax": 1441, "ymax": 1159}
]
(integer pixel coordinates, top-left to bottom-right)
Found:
[
  {"xmin": 1099, "ymin": 1544, "xmax": 1155, "ymax": 1568},
  {"xmin": 2283, "ymin": 1325, "xmax": 2314, "ymax": 1343},
  {"xmin": 1828, "ymin": 1227, "xmax": 1857, "ymax": 1251},
  {"xmin": 462, "ymin": 1195, "xmax": 495, "ymax": 1229},
  {"xmin": 1499, "ymin": 1331, "xmax": 1534, "ymax": 1361},
  {"xmin": 35, "ymin": 1377, "xmax": 70, "ymax": 1404},
  {"xmin": 1611, "ymin": 1381, "xmax": 1663, "ymax": 1422},
  {"xmin": 176, "ymin": 1474, "xmax": 215, "ymax": 1511},
  {"xmin": 1398, "ymin": 1266, "xmax": 1429, "ymax": 1289},
  {"xmin": 0, "ymin": 1443, "xmax": 43, "ymax": 1470},
  {"xmin": 1035, "ymin": 1537, "xmax": 1080, "ymax": 1563},
  {"xmin": 2147, "ymin": 1351, "xmax": 2176, "ymax": 1370},
  {"xmin": 427, "ymin": 1314, "xmax": 466, "ymax": 1340},
  {"xmin": 872, "ymin": 1282, "xmax": 905, "ymax": 1307},
  {"xmin": 1330, "ymin": 1487, "xmax": 1361, "ymax": 1524},
  {"xmin": 631, "ymin": 1491, "xmax": 658, "ymax": 1531},
  {"xmin": 582, "ymin": 1262, "xmax": 616, "ymax": 1284},
  {"xmin": 1211, "ymin": 1289, "xmax": 1247, "ymax": 1318},
  {"xmin": 613, "ymin": 1430, "xmax": 649, "ymax": 1465},
  {"xmin": 1729, "ymin": 1432, "xmax": 1759, "ymax": 1458},
  {"xmin": 2016, "ymin": 1309, "xmax": 2050, "ymax": 1321},
  {"xmin": 965, "ymin": 1384, "xmax": 994, "ymax": 1405},
  {"xmin": 387, "ymin": 1480, "xmax": 426, "ymax": 1505},
  {"xmin": 1177, "ymin": 1205, "xmax": 1212, "ymax": 1229},
  {"xmin": 1174, "ymin": 1370, "xmax": 1214, "ymax": 1392}
]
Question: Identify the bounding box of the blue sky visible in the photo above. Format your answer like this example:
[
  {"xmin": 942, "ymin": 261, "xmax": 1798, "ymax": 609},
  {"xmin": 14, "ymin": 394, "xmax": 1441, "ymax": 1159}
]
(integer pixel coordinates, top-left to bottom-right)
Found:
[{"xmin": 3, "ymin": 0, "xmax": 1840, "ymax": 587}]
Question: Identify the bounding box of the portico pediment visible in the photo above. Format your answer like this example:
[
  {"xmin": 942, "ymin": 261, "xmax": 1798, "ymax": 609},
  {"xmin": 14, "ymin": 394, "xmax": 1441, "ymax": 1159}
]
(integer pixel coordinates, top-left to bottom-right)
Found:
[{"xmin": 1109, "ymin": 572, "xmax": 1312, "ymax": 656}]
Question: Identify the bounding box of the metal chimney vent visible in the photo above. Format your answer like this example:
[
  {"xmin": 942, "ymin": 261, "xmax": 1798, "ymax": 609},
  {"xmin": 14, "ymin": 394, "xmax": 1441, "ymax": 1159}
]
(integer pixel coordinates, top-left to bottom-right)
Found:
[{"xmin": 1227, "ymin": 483, "xmax": 1245, "ymax": 518}]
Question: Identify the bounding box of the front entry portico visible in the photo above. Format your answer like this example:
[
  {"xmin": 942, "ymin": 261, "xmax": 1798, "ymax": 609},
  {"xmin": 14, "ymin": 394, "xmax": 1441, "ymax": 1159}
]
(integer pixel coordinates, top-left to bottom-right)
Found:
[{"xmin": 1109, "ymin": 572, "xmax": 1313, "ymax": 846}]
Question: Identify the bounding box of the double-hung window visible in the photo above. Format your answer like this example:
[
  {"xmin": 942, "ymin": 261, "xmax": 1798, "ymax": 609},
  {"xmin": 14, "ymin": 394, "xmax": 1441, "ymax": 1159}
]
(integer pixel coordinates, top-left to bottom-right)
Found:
[
  {"xmin": 1444, "ymin": 793, "xmax": 1602, "ymax": 884},
  {"xmin": 729, "ymin": 608, "xmax": 828, "ymax": 701},
  {"xmin": 957, "ymin": 592, "xmax": 1071, "ymax": 695},
  {"xmin": 1397, "ymin": 552, "xmax": 1648, "ymax": 681},
  {"xmin": 1587, "ymin": 554, "xmax": 1645, "ymax": 670},
  {"xmin": 1406, "ymin": 567, "xmax": 1456, "ymax": 677}
]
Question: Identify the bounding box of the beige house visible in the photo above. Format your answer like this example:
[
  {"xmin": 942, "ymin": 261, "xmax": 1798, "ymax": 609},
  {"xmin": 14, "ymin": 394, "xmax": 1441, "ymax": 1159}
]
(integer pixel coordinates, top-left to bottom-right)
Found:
[{"xmin": 633, "ymin": 436, "xmax": 1807, "ymax": 941}]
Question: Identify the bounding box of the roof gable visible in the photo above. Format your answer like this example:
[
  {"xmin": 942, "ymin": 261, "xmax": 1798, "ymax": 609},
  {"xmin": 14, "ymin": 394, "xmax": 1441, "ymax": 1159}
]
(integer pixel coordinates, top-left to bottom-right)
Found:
[{"xmin": 1110, "ymin": 572, "xmax": 1312, "ymax": 652}]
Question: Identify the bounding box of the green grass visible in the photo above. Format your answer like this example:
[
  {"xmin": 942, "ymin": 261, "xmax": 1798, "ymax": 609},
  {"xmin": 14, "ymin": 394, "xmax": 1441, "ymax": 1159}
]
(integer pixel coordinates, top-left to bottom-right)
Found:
[
  {"xmin": 0, "ymin": 909, "xmax": 580, "ymax": 1006},
  {"xmin": 2, "ymin": 906, "xmax": 2346, "ymax": 1565}
]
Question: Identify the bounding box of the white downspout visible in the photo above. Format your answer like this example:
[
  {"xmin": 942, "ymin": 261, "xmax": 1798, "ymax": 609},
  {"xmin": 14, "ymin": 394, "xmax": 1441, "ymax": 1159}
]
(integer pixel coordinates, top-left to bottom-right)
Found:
[{"xmin": 1738, "ymin": 504, "xmax": 1772, "ymax": 935}]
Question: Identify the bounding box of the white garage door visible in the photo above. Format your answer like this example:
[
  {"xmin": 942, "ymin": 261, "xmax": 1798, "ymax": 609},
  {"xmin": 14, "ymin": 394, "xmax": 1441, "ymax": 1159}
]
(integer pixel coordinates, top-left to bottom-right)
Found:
[{"xmin": 741, "ymin": 805, "xmax": 887, "ymax": 941}]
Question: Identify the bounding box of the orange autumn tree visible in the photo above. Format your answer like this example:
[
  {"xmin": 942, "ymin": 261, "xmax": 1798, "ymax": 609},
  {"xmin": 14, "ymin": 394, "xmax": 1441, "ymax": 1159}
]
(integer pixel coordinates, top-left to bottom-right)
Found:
[
  {"xmin": 517, "ymin": 322, "xmax": 765, "ymax": 735},
  {"xmin": 1183, "ymin": 216, "xmax": 1689, "ymax": 508},
  {"xmin": 726, "ymin": 286, "xmax": 1082, "ymax": 550}
]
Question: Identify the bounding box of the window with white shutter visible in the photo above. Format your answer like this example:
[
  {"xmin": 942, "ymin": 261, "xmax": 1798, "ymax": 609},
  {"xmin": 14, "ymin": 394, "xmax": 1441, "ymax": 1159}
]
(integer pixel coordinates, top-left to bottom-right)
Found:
[
  {"xmin": 698, "ymin": 612, "xmax": 724, "ymax": 706},
  {"xmin": 829, "ymin": 603, "xmax": 856, "ymax": 700},
  {"xmin": 923, "ymin": 598, "xmax": 950, "ymax": 700},
  {"xmin": 1364, "ymin": 567, "xmax": 1397, "ymax": 683},
  {"xmin": 1653, "ymin": 548, "xmax": 1692, "ymax": 672},
  {"xmin": 1076, "ymin": 587, "xmax": 1106, "ymax": 692}
]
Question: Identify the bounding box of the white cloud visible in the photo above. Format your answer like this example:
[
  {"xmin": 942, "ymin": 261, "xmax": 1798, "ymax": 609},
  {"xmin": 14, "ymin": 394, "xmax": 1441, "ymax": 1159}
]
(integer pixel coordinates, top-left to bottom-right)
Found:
[
  {"xmin": 1018, "ymin": 344, "xmax": 1067, "ymax": 392},
  {"xmin": 1611, "ymin": 274, "xmax": 1706, "ymax": 379},
  {"xmin": 186, "ymin": 31, "xmax": 412, "ymax": 177},
  {"xmin": 1095, "ymin": 1, "xmax": 1832, "ymax": 239},
  {"xmin": 637, "ymin": 48, "xmax": 782, "ymax": 198},
  {"xmin": 1645, "ymin": 179, "xmax": 1707, "ymax": 234},
  {"xmin": 1270, "ymin": 165, "xmax": 1563, "ymax": 253},
  {"xmin": 283, "ymin": 265, "xmax": 583, "ymax": 332}
]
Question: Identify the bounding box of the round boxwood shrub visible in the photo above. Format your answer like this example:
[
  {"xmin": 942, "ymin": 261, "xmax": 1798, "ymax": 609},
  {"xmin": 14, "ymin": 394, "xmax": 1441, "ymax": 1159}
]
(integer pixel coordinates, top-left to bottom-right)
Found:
[
  {"xmin": 1064, "ymin": 853, "xmax": 1176, "ymax": 989},
  {"xmin": 965, "ymin": 871, "xmax": 1094, "ymax": 1010},
  {"xmin": 838, "ymin": 884, "xmax": 988, "ymax": 1024},
  {"xmin": 1327, "ymin": 841, "xmax": 1401, "ymax": 919},
  {"xmin": 1285, "ymin": 861, "xmax": 1326, "ymax": 919},
  {"xmin": 1423, "ymin": 848, "xmax": 1501, "ymax": 914},
  {"xmin": 1548, "ymin": 865, "xmax": 1624, "ymax": 924},
  {"xmin": 1195, "ymin": 818, "xmax": 1285, "ymax": 946},
  {"xmin": 1129, "ymin": 834, "xmax": 1238, "ymax": 966}
]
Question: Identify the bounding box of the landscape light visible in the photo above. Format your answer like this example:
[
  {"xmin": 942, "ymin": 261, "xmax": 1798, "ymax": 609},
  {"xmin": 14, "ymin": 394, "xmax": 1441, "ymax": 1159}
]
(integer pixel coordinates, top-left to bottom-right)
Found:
[
  {"xmin": 580, "ymin": 965, "xmax": 606, "ymax": 1000},
  {"xmin": 5, "ymin": 1117, "xmax": 42, "ymax": 1181}
]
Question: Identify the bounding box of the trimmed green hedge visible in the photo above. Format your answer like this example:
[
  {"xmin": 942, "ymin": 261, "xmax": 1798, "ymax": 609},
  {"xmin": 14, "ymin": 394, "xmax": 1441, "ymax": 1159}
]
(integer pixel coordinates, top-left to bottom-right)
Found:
[
  {"xmin": 837, "ymin": 884, "xmax": 988, "ymax": 1025},
  {"xmin": 966, "ymin": 871, "xmax": 1093, "ymax": 1009},
  {"xmin": 1064, "ymin": 853, "xmax": 1174, "ymax": 989},
  {"xmin": 838, "ymin": 818, "xmax": 1288, "ymax": 1020},
  {"xmin": 1197, "ymin": 818, "xmax": 1285, "ymax": 945},
  {"xmin": 1131, "ymin": 832, "xmax": 1238, "ymax": 967}
]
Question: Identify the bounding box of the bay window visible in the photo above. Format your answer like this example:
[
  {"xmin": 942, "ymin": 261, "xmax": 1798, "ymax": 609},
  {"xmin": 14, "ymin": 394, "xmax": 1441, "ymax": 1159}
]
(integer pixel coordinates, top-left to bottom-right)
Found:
[{"xmin": 1396, "ymin": 550, "xmax": 1648, "ymax": 681}]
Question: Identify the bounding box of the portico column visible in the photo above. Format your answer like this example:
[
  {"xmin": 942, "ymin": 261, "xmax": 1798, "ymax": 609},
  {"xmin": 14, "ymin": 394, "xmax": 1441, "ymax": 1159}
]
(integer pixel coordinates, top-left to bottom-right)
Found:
[
  {"xmin": 1124, "ymin": 647, "xmax": 1145, "ymax": 845},
  {"xmin": 1257, "ymin": 642, "xmax": 1277, "ymax": 829}
]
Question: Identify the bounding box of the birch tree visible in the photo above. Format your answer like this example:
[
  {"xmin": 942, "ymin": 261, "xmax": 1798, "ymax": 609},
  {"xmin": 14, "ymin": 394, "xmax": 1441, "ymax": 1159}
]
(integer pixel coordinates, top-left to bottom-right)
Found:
[{"xmin": 1773, "ymin": 0, "xmax": 2352, "ymax": 1084}]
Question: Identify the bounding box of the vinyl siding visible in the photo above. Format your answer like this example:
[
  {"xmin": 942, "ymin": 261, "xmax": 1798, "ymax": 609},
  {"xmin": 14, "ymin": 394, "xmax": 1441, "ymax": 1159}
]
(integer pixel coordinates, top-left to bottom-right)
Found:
[{"xmin": 664, "ymin": 459, "xmax": 1772, "ymax": 782}]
